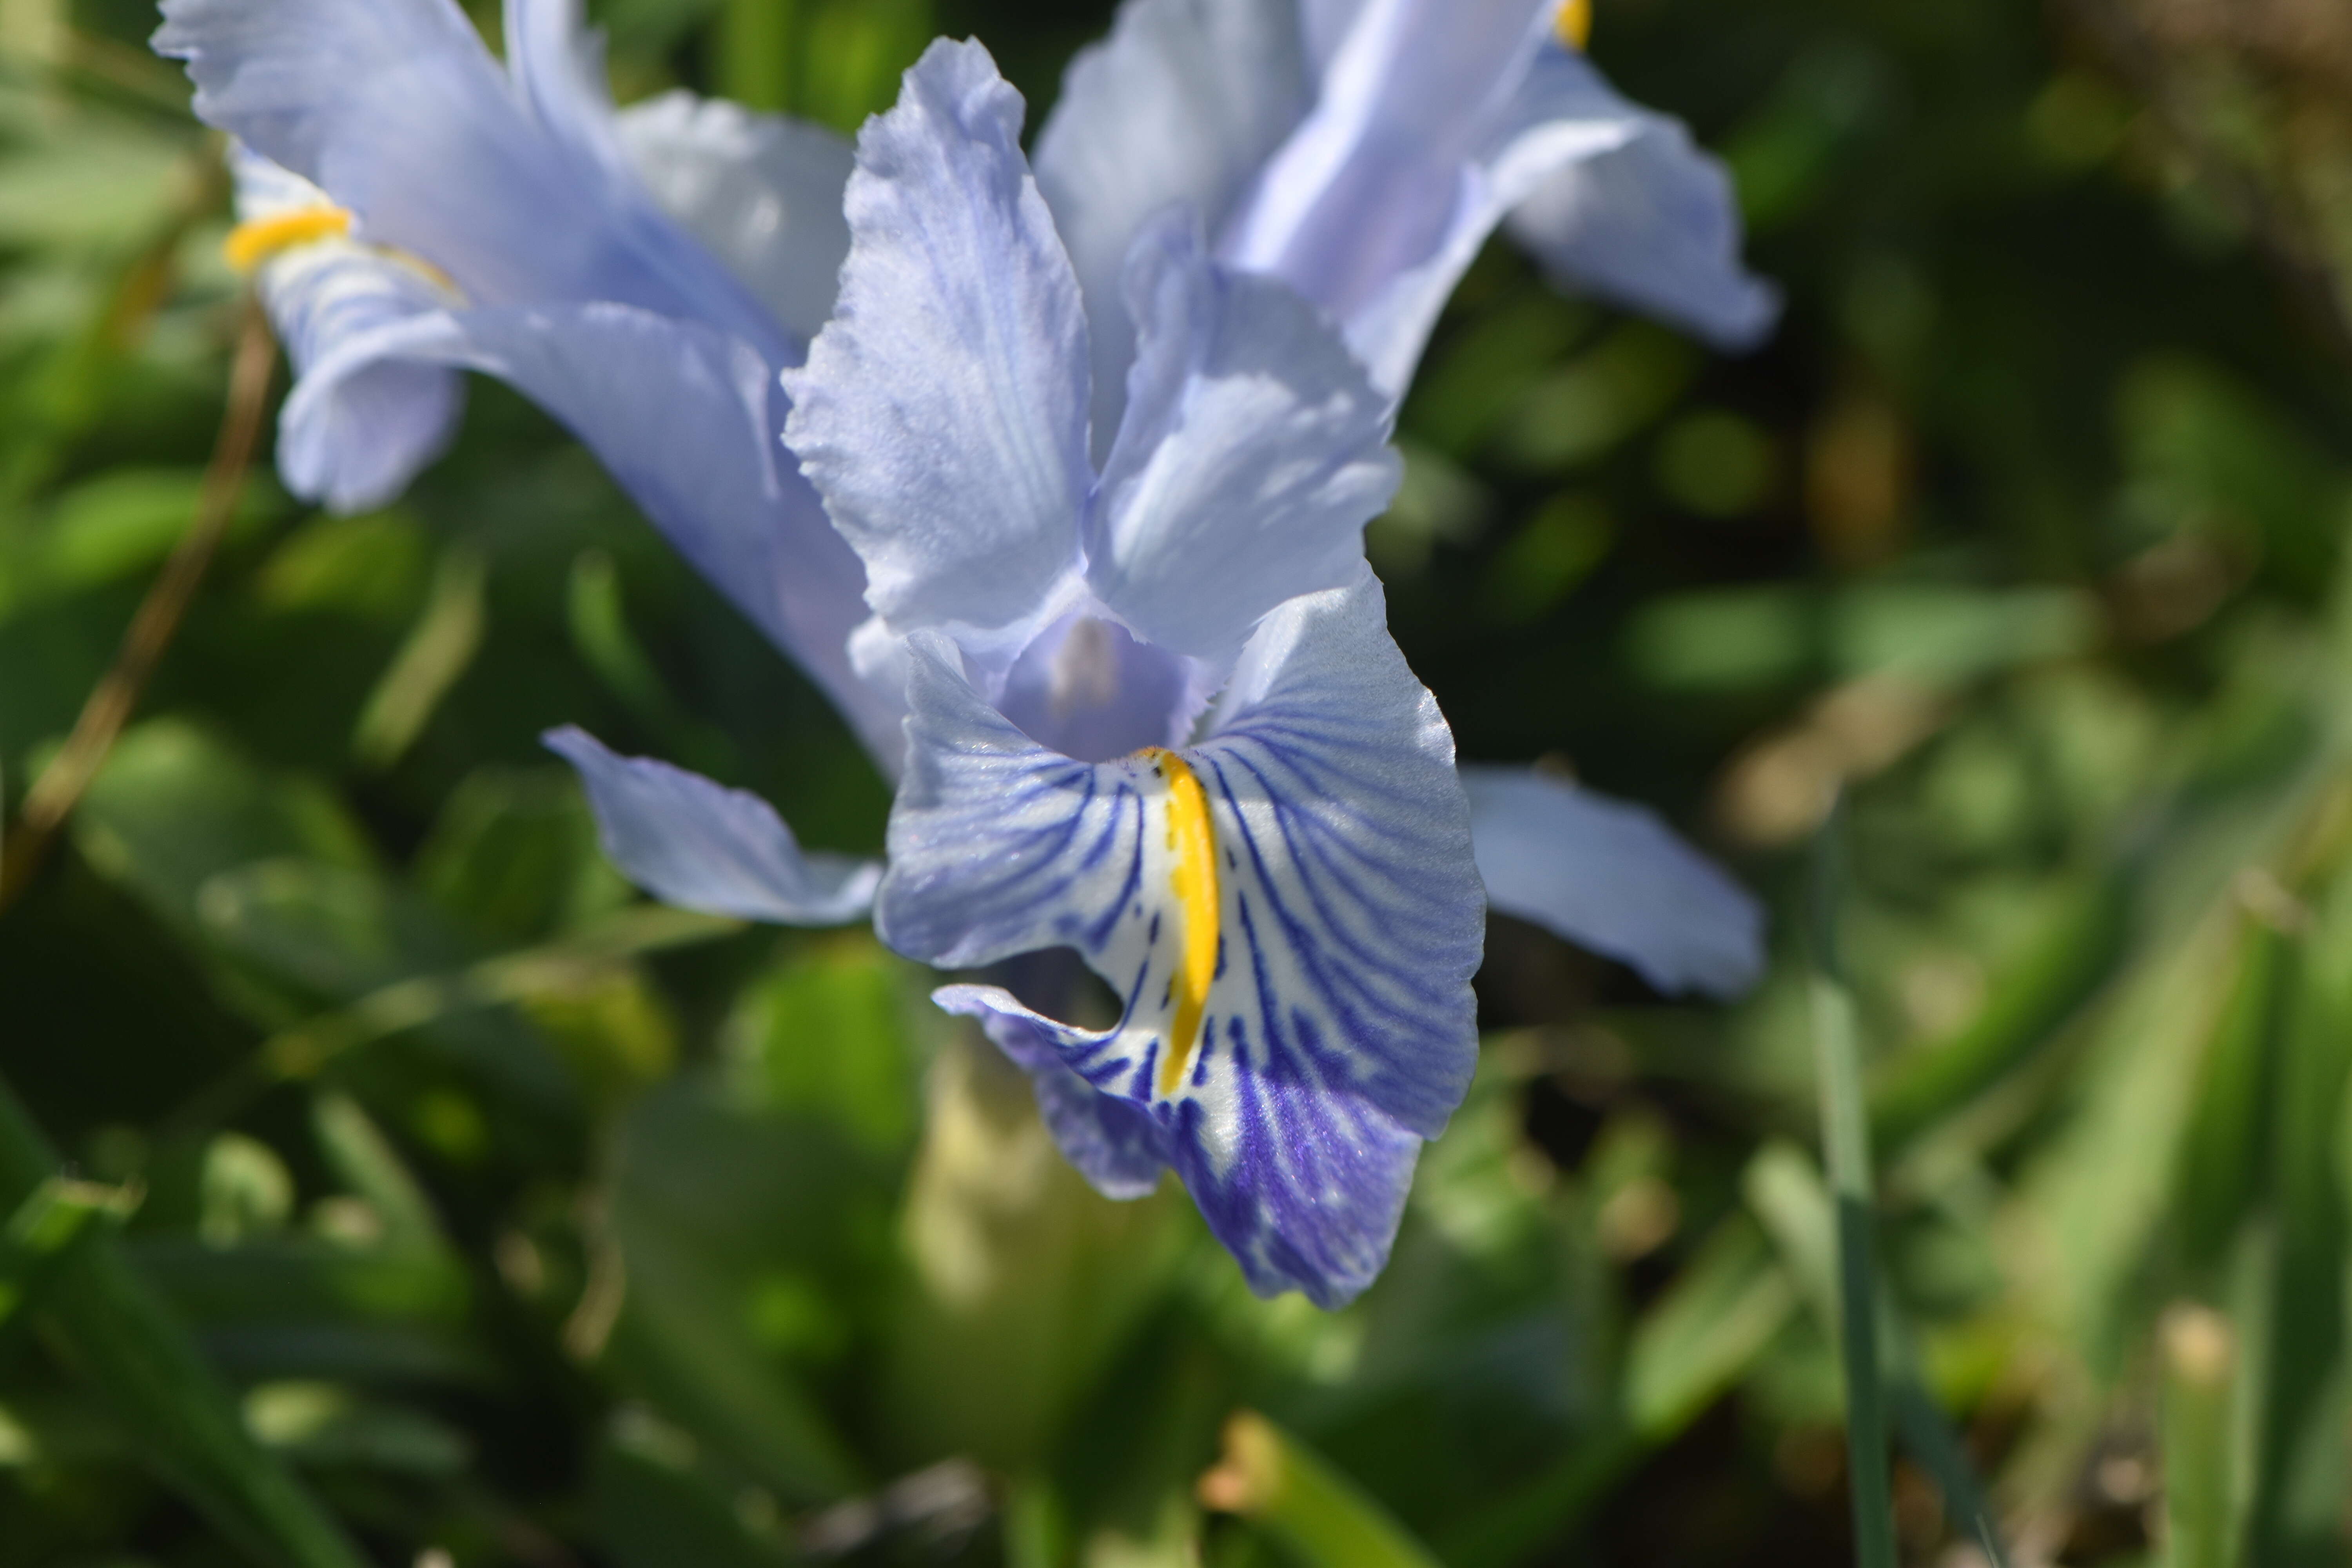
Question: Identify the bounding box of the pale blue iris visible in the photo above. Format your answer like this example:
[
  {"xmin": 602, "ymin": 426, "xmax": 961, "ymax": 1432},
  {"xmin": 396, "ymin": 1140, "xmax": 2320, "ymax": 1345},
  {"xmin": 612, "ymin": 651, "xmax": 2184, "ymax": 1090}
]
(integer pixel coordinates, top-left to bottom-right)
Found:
[
  {"xmin": 156, "ymin": 0, "xmax": 1771, "ymax": 1305},
  {"xmin": 564, "ymin": 40, "xmax": 1763, "ymax": 1307}
]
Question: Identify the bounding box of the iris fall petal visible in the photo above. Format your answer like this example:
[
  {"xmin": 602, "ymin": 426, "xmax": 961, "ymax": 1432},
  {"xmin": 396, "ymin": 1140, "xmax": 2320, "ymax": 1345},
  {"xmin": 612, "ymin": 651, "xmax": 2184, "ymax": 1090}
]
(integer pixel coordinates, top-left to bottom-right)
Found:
[
  {"xmin": 888, "ymin": 572, "xmax": 1483, "ymax": 1307},
  {"xmin": 545, "ymin": 727, "xmax": 882, "ymax": 926},
  {"xmin": 1461, "ymin": 763, "xmax": 1765, "ymax": 999}
]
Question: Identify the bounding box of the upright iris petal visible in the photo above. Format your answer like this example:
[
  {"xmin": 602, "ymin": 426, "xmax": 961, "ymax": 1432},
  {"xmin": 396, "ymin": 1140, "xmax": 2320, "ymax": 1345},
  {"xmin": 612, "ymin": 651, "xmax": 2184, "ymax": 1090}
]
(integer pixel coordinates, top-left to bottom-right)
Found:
[{"xmin": 1036, "ymin": 0, "xmax": 1778, "ymax": 414}]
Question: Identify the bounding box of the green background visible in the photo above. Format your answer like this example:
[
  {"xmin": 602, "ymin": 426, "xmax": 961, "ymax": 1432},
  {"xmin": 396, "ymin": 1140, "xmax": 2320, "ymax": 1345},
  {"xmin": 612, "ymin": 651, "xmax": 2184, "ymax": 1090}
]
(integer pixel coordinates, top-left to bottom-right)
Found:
[{"xmin": 4, "ymin": 0, "xmax": 2352, "ymax": 1562}]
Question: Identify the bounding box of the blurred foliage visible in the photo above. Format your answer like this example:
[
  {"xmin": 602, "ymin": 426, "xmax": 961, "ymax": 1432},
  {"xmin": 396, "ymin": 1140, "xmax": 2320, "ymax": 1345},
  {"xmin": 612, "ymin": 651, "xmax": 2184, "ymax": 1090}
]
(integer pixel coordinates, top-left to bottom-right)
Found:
[{"xmin": 4, "ymin": 0, "xmax": 2352, "ymax": 1563}]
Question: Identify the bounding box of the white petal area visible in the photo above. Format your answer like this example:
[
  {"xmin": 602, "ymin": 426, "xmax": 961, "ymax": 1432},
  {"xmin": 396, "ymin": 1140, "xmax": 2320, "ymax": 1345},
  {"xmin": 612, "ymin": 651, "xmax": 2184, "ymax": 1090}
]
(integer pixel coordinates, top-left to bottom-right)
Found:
[
  {"xmin": 1297, "ymin": 0, "xmax": 1367, "ymax": 71},
  {"xmin": 1033, "ymin": 0, "xmax": 1313, "ymax": 458},
  {"xmin": 154, "ymin": 0, "xmax": 785, "ymax": 359},
  {"xmin": 882, "ymin": 571, "xmax": 1483, "ymax": 1306},
  {"xmin": 287, "ymin": 300, "xmax": 888, "ymax": 760},
  {"xmin": 1460, "ymin": 764, "xmax": 1765, "ymax": 999},
  {"xmin": 782, "ymin": 39, "xmax": 1091, "ymax": 637},
  {"xmin": 1220, "ymin": 0, "xmax": 1555, "ymax": 331},
  {"xmin": 232, "ymin": 149, "xmax": 465, "ymax": 512},
  {"xmin": 614, "ymin": 91, "xmax": 855, "ymax": 345},
  {"xmin": 502, "ymin": 0, "xmax": 628, "ymax": 174},
  {"xmin": 546, "ymin": 728, "xmax": 880, "ymax": 925},
  {"xmin": 1342, "ymin": 46, "xmax": 1776, "ymax": 389},
  {"xmin": 1088, "ymin": 217, "xmax": 1400, "ymax": 666},
  {"xmin": 263, "ymin": 247, "xmax": 467, "ymax": 513},
  {"xmin": 1500, "ymin": 48, "xmax": 1780, "ymax": 351}
]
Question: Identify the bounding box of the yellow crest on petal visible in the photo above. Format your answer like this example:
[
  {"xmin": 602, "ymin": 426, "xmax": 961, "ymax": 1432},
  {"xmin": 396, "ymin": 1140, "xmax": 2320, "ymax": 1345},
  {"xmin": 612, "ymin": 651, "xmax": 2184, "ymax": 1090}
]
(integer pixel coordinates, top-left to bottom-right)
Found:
[
  {"xmin": 1557, "ymin": 0, "xmax": 1592, "ymax": 50},
  {"xmin": 1143, "ymin": 748, "xmax": 1221, "ymax": 1097},
  {"xmin": 223, "ymin": 205, "xmax": 353, "ymax": 273}
]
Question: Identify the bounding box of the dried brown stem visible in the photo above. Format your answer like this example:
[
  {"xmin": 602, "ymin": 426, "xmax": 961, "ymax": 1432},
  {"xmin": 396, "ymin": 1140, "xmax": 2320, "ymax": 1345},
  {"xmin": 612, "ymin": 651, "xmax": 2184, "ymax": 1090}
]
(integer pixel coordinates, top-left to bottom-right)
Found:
[{"xmin": 0, "ymin": 297, "xmax": 276, "ymax": 913}]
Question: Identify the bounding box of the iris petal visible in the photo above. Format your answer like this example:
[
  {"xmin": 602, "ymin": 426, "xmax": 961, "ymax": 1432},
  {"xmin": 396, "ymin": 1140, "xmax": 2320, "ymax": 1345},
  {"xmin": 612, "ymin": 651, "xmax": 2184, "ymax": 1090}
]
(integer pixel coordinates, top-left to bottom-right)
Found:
[
  {"xmin": 1222, "ymin": 0, "xmax": 1556, "ymax": 332},
  {"xmin": 154, "ymin": 0, "xmax": 783, "ymax": 356},
  {"xmin": 1033, "ymin": 0, "xmax": 1313, "ymax": 457},
  {"xmin": 1461, "ymin": 764, "xmax": 1764, "ymax": 998},
  {"xmin": 1035, "ymin": 0, "xmax": 1775, "ymax": 398},
  {"xmin": 884, "ymin": 570, "xmax": 1482, "ymax": 1307},
  {"xmin": 1087, "ymin": 215, "xmax": 1400, "ymax": 666},
  {"xmin": 546, "ymin": 727, "xmax": 881, "ymax": 926},
  {"xmin": 230, "ymin": 151, "xmax": 465, "ymax": 513},
  {"xmin": 1499, "ymin": 47, "xmax": 1780, "ymax": 352},
  {"xmin": 284, "ymin": 299, "xmax": 887, "ymax": 758},
  {"xmin": 955, "ymin": 1000, "xmax": 1173, "ymax": 1199},
  {"xmin": 782, "ymin": 39, "xmax": 1093, "ymax": 640},
  {"xmin": 614, "ymin": 91, "xmax": 855, "ymax": 345}
]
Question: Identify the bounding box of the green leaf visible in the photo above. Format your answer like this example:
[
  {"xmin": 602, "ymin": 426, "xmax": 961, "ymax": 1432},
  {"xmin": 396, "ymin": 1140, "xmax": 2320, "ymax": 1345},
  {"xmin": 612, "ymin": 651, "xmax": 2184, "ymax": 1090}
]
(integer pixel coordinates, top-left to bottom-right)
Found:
[
  {"xmin": 603, "ymin": 1073, "xmax": 877, "ymax": 1502},
  {"xmin": 414, "ymin": 765, "xmax": 630, "ymax": 944},
  {"xmin": 0, "ymin": 1174, "xmax": 140, "ymax": 1342},
  {"xmin": 589, "ymin": 1407, "xmax": 800, "ymax": 1568},
  {"xmin": 723, "ymin": 934, "xmax": 919, "ymax": 1156},
  {"xmin": 1743, "ymin": 1143, "xmax": 2007, "ymax": 1564},
  {"xmin": 71, "ymin": 719, "xmax": 376, "ymax": 926},
  {"xmin": 2243, "ymin": 869, "xmax": 2352, "ymax": 1562},
  {"xmin": 309, "ymin": 1093, "xmax": 445, "ymax": 1258},
  {"xmin": 37, "ymin": 466, "xmax": 281, "ymax": 589},
  {"xmin": 243, "ymin": 1381, "xmax": 472, "ymax": 1476},
  {"xmin": 1488, "ymin": 322, "xmax": 1697, "ymax": 474},
  {"xmin": 0, "ymin": 1074, "xmax": 369, "ymax": 1568},
  {"xmin": 252, "ymin": 510, "xmax": 433, "ymax": 624}
]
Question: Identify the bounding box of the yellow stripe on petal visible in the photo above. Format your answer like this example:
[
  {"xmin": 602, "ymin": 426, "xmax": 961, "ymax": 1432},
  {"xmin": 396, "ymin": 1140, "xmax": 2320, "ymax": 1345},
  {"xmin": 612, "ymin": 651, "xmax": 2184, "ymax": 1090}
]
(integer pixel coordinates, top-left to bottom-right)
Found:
[
  {"xmin": 224, "ymin": 206, "xmax": 354, "ymax": 273},
  {"xmin": 1145, "ymin": 748, "xmax": 1221, "ymax": 1097},
  {"xmin": 1557, "ymin": 0, "xmax": 1592, "ymax": 50}
]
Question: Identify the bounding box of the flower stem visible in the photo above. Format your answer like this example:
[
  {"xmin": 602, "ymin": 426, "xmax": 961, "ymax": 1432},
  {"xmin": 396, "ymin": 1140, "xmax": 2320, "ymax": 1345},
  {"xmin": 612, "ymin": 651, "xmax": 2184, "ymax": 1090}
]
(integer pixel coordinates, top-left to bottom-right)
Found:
[
  {"xmin": 1199, "ymin": 1410, "xmax": 1443, "ymax": 1568},
  {"xmin": 1811, "ymin": 806, "xmax": 1898, "ymax": 1568},
  {"xmin": 2160, "ymin": 1303, "xmax": 2239, "ymax": 1568}
]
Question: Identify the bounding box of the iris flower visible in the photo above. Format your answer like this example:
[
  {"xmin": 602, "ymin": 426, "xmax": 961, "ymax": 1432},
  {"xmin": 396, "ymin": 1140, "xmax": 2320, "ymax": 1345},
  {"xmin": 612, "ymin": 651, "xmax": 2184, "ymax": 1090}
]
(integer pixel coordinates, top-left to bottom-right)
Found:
[
  {"xmin": 156, "ymin": 0, "xmax": 1768, "ymax": 1301},
  {"xmin": 549, "ymin": 40, "xmax": 1759, "ymax": 1305}
]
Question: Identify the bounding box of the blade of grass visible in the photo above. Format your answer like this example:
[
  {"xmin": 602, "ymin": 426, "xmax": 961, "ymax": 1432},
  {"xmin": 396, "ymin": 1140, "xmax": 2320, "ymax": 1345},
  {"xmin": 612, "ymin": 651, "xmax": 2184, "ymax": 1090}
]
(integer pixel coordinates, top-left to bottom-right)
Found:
[
  {"xmin": 351, "ymin": 543, "xmax": 488, "ymax": 769},
  {"xmin": 0, "ymin": 1174, "xmax": 143, "ymax": 1370},
  {"xmin": 1198, "ymin": 1410, "xmax": 1443, "ymax": 1568},
  {"xmin": 2246, "ymin": 907, "xmax": 2350, "ymax": 1559},
  {"xmin": 1868, "ymin": 866, "xmax": 2136, "ymax": 1154},
  {"xmin": 2161, "ymin": 1303, "xmax": 2240, "ymax": 1568},
  {"xmin": 1812, "ymin": 805, "xmax": 1898, "ymax": 1568},
  {"xmin": 1745, "ymin": 1143, "xmax": 2009, "ymax": 1566},
  {"xmin": 160, "ymin": 904, "xmax": 745, "ymax": 1138},
  {"xmin": 0, "ymin": 1073, "xmax": 369, "ymax": 1568},
  {"xmin": 1439, "ymin": 1215, "xmax": 1798, "ymax": 1568}
]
